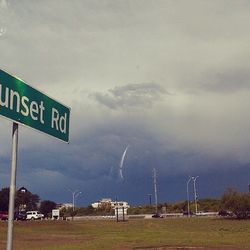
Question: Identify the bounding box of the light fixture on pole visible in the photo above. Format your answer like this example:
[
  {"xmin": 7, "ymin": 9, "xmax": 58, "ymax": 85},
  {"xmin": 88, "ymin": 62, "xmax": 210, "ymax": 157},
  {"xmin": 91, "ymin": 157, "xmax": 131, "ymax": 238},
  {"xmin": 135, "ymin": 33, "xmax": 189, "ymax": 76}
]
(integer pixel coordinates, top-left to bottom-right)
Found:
[
  {"xmin": 68, "ymin": 189, "xmax": 82, "ymax": 211},
  {"xmin": 74, "ymin": 191, "xmax": 82, "ymax": 210}
]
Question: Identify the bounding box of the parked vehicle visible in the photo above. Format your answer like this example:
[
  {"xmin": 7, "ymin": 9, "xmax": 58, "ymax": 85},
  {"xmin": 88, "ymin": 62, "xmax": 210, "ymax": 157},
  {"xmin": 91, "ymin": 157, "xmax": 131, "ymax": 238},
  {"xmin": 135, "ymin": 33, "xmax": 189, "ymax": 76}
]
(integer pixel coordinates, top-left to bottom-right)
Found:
[
  {"xmin": 195, "ymin": 211, "xmax": 206, "ymax": 216},
  {"xmin": 14, "ymin": 211, "xmax": 26, "ymax": 221},
  {"xmin": 26, "ymin": 211, "xmax": 44, "ymax": 220},
  {"xmin": 152, "ymin": 213, "xmax": 163, "ymax": 218},
  {"xmin": 0, "ymin": 211, "xmax": 8, "ymax": 220},
  {"xmin": 218, "ymin": 210, "xmax": 233, "ymax": 217}
]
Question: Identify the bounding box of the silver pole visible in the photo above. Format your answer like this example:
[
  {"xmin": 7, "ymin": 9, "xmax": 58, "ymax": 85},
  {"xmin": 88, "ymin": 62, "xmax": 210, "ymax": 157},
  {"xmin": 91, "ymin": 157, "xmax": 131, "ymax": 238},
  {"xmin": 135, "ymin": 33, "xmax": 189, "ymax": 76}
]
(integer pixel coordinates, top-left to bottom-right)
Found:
[
  {"xmin": 192, "ymin": 176, "xmax": 199, "ymax": 214},
  {"xmin": 153, "ymin": 168, "xmax": 158, "ymax": 214},
  {"xmin": 147, "ymin": 193, "xmax": 152, "ymax": 205},
  {"xmin": 68, "ymin": 189, "xmax": 81, "ymax": 212},
  {"xmin": 74, "ymin": 191, "xmax": 82, "ymax": 210},
  {"xmin": 7, "ymin": 123, "xmax": 19, "ymax": 250},
  {"xmin": 186, "ymin": 177, "xmax": 192, "ymax": 217}
]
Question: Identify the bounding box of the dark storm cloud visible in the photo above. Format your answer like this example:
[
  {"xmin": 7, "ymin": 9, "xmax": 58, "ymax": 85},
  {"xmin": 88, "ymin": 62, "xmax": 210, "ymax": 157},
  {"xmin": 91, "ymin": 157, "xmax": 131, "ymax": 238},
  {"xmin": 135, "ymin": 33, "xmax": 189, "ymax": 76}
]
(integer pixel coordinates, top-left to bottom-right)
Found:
[
  {"xmin": 92, "ymin": 83, "xmax": 168, "ymax": 109},
  {"xmin": 1, "ymin": 0, "xmax": 250, "ymax": 206}
]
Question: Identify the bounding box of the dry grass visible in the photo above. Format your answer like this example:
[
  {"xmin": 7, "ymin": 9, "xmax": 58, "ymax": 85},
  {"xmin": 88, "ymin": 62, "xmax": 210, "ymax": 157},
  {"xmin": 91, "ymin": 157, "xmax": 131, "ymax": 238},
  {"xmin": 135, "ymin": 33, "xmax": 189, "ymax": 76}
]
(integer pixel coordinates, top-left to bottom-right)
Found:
[{"xmin": 0, "ymin": 217, "xmax": 250, "ymax": 250}]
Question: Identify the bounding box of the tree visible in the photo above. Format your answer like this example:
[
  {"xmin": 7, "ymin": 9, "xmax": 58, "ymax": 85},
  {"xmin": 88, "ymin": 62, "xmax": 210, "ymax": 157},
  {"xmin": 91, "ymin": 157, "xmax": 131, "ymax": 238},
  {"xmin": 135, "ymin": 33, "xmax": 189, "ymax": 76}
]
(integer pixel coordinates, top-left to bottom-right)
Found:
[
  {"xmin": 0, "ymin": 187, "xmax": 10, "ymax": 211},
  {"xmin": 0, "ymin": 187, "xmax": 40, "ymax": 211},
  {"xmin": 198, "ymin": 198, "xmax": 220, "ymax": 212},
  {"xmin": 221, "ymin": 188, "xmax": 250, "ymax": 219},
  {"xmin": 39, "ymin": 200, "xmax": 57, "ymax": 218},
  {"xmin": 15, "ymin": 189, "xmax": 40, "ymax": 211}
]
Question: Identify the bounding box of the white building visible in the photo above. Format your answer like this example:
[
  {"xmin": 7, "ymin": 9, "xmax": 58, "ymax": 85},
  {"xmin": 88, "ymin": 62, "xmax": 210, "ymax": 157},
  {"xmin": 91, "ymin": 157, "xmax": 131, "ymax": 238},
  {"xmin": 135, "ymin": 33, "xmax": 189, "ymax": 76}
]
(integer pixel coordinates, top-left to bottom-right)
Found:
[
  {"xmin": 56, "ymin": 203, "xmax": 73, "ymax": 210},
  {"xmin": 91, "ymin": 198, "xmax": 130, "ymax": 210}
]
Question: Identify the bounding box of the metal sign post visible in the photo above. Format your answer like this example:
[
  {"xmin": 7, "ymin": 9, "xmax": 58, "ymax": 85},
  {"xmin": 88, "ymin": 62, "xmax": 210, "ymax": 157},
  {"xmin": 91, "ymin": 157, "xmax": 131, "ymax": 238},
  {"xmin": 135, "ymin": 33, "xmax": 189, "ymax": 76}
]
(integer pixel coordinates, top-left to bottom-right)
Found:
[{"xmin": 7, "ymin": 122, "xmax": 18, "ymax": 250}]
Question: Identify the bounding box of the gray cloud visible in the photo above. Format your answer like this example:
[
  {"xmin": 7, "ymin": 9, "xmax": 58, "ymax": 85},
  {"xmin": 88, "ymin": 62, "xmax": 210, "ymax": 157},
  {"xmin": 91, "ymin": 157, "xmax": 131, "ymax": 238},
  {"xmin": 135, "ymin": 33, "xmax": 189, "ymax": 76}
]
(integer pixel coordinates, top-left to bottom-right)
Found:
[
  {"xmin": 0, "ymin": 0, "xmax": 250, "ymax": 205},
  {"xmin": 92, "ymin": 82, "xmax": 168, "ymax": 109},
  {"xmin": 197, "ymin": 66, "xmax": 250, "ymax": 94}
]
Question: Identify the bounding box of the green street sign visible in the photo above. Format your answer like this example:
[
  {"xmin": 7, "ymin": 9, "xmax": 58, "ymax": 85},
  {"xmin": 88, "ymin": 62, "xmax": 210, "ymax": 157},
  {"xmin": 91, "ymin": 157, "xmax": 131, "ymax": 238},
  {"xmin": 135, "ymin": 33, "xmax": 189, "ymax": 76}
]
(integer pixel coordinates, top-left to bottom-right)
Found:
[{"xmin": 0, "ymin": 69, "xmax": 70, "ymax": 142}]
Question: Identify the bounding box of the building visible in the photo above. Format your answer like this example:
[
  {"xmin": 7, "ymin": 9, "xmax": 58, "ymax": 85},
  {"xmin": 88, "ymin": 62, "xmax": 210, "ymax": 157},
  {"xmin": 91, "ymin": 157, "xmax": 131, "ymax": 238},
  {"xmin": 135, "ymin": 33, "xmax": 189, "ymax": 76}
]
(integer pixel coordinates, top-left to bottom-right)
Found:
[
  {"xmin": 91, "ymin": 198, "xmax": 130, "ymax": 210},
  {"xmin": 56, "ymin": 203, "xmax": 73, "ymax": 210},
  {"xmin": 17, "ymin": 186, "xmax": 28, "ymax": 211}
]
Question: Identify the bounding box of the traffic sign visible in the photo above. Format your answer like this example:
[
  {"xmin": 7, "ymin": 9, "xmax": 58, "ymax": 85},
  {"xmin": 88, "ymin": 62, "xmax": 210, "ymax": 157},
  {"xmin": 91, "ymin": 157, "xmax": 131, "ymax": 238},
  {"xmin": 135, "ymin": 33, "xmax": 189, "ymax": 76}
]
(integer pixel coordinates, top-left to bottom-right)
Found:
[{"xmin": 0, "ymin": 69, "xmax": 70, "ymax": 142}]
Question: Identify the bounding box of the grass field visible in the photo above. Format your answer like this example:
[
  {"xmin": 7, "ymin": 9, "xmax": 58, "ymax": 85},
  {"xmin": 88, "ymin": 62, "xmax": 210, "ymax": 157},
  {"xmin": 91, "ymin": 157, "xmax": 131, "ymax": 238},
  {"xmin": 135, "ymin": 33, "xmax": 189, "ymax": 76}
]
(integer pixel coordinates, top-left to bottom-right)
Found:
[{"xmin": 0, "ymin": 217, "xmax": 250, "ymax": 250}]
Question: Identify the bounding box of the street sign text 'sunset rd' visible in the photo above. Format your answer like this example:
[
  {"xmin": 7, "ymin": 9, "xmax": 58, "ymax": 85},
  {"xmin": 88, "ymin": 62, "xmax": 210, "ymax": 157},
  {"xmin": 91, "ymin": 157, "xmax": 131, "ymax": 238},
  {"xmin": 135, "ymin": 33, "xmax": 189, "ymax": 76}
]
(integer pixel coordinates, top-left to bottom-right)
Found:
[
  {"xmin": 0, "ymin": 85, "xmax": 68, "ymax": 133},
  {"xmin": 0, "ymin": 69, "xmax": 70, "ymax": 142}
]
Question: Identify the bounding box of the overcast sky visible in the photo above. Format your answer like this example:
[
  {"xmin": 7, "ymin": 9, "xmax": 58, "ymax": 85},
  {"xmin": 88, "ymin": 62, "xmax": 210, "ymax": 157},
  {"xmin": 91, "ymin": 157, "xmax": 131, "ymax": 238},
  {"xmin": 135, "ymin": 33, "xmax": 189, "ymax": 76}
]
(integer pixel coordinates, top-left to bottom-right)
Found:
[{"xmin": 0, "ymin": 0, "xmax": 250, "ymax": 206}]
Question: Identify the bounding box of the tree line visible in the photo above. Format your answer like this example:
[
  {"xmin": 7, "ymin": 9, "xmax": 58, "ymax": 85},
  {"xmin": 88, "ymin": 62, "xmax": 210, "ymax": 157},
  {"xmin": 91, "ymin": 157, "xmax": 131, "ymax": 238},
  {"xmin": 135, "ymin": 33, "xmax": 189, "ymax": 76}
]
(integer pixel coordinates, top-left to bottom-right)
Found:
[
  {"xmin": 0, "ymin": 187, "xmax": 56, "ymax": 218},
  {"xmin": 127, "ymin": 188, "xmax": 250, "ymax": 219},
  {"xmin": 0, "ymin": 187, "xmax": 249, "ymax": 219},
  {"xmin": 66, "ymin": 187, "xmax": 250, "ymax": 219}
]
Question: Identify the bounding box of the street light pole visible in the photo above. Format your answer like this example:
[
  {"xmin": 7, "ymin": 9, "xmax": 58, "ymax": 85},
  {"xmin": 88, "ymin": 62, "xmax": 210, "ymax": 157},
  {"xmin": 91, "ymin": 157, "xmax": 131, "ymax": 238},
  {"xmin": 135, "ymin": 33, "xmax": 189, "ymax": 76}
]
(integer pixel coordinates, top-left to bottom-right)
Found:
[
  {"xmin": 68, "ymin": 189, "xmax": 81, "ymax": 211},
  {"xmin": 74, "ymin": 191, "xmax": 82, "ymax": 210},
  {"xmin": 192, "ymin": 176, "xmax": 199, "ymax": 214},
  {"xmin": 186, "ymin": 176, "xmax": 192, "ymax": 217},
  {"xmin": 147, "ymin": 194, "xmax": 152, "ymax": 205}
]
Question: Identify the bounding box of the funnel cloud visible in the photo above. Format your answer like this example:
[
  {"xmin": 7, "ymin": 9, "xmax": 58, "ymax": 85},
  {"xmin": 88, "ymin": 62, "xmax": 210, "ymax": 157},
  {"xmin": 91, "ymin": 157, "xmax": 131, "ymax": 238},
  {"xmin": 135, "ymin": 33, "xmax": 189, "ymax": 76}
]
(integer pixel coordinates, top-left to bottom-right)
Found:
[{"xmin": 119, "ymin": 145, "xmax": 129, "ymax": 180}]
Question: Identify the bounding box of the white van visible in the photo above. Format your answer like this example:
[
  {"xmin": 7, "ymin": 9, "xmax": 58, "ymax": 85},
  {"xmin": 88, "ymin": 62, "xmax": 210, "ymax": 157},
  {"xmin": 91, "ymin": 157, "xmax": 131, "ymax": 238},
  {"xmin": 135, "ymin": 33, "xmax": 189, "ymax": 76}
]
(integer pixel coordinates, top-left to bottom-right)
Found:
[{"xmin": 26, "ymin": 211, "xmax": 44, "ymax": 220}]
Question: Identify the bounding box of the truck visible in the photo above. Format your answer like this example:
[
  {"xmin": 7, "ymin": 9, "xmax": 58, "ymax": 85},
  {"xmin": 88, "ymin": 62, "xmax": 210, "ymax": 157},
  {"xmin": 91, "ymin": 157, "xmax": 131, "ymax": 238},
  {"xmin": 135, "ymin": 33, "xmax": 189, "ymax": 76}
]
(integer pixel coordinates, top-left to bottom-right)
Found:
[{"xmin": 26, "ymin": 211, "xmax": 44, "ymax": 220}]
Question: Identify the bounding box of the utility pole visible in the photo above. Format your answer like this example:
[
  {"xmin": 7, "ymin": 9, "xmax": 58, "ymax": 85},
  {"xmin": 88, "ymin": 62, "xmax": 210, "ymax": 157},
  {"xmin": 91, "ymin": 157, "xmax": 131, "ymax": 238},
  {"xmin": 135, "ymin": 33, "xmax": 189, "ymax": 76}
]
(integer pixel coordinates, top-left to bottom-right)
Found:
[
  {"xmin": 192, "ymin": 176, "xmax": 199, "ymax": 214},
  {"xmin": 153, "ymin": 168, "xmax": 158, "ymax": 214}
]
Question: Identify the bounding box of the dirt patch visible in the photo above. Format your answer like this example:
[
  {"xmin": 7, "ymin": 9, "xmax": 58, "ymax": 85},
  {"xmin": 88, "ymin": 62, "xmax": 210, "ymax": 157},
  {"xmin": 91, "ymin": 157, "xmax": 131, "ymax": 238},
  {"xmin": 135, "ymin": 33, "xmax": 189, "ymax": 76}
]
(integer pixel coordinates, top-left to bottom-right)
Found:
[{"xmin": 133, "ymin": 246, "xmax": 250, "ymax": 250}]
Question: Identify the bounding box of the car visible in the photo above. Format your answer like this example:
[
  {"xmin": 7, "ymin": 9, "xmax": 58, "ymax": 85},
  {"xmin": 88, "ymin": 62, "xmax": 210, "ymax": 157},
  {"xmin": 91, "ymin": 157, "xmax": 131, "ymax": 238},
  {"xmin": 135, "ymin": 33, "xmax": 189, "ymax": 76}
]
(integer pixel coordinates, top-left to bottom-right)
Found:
[
  {"xmin": 152, "ymin": 213, "xmax": 163, "ymax": 218},
  {"xmin": 26, "ymin": 211, "xmax": 44, "ymax": 220},
  {"xmin": 0, "ymin": 211, "xmax": 8, "ymax": 221},
  {"xmin": 195, "ymin": 211, "xmax": 206, "ymax": 216},
  {"xmin": 14, "ymin": 211, "xmax": 26, "ymax": 221},
  {"xmin": 218, "ymin": 210, "xmax": 232, "ymax": 217}
]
